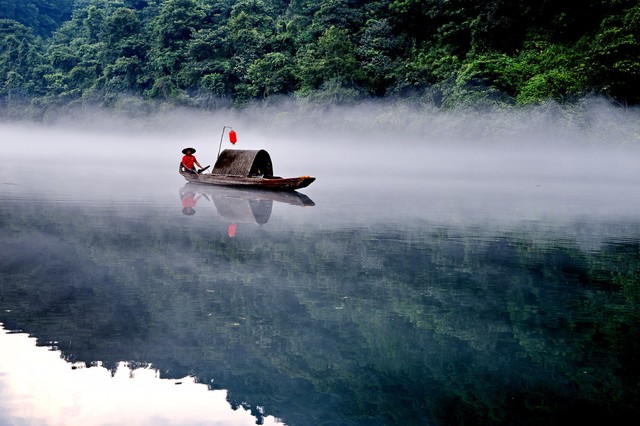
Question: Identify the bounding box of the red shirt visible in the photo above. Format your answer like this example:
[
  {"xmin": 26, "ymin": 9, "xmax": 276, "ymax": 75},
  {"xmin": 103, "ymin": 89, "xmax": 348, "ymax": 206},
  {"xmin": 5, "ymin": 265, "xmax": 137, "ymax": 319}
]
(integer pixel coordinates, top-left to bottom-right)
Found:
[{"xmin": 182, "ymin": 154, "xmax": 197, "ymax": 169}]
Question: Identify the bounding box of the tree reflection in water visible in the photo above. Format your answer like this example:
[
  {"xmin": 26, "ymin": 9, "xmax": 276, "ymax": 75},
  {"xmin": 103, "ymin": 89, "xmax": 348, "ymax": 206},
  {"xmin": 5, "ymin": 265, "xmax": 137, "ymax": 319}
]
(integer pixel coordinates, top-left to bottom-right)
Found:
[{"xmin": 0, "ymin": 185, "xmax": 638, "ymax": 426}]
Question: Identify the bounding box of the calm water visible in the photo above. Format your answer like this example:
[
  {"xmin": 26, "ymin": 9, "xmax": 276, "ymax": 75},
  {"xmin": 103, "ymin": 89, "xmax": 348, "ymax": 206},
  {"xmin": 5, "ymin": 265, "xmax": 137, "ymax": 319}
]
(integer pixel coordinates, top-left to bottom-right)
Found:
[{"xmin": 1, "ymin": 124, "xmax": 639, "ymax": 425}]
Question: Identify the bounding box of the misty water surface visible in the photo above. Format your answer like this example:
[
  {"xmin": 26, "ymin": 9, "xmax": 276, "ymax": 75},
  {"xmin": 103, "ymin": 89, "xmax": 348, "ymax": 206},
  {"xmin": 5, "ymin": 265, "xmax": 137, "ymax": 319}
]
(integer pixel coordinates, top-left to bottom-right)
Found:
[{"xmin": 1, "ymin": 103, "xmax": 639, "ymax": 425}]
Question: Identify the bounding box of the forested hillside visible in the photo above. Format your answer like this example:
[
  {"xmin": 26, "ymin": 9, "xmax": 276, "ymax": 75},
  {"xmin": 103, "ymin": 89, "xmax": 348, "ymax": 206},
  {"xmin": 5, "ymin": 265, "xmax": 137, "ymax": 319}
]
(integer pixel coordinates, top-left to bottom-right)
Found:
[{"xmin": 1, "ymin": 0, "xmax": 639, "ymax": 118}]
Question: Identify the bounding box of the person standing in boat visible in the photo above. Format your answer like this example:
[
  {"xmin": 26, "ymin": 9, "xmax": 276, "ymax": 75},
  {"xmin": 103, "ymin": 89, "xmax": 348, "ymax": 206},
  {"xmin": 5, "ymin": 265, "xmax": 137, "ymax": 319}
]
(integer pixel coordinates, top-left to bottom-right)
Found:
[{"xmin": 180, "ymin": 147, "xmax": 204, "ymax": 174}]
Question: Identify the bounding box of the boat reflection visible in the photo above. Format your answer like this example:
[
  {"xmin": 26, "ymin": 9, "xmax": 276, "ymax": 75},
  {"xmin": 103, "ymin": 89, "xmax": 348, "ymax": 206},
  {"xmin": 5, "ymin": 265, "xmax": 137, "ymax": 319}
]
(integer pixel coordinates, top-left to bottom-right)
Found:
[{"xmin": 179, "ymin": 183, "xmax": 314, "ymax": 225}]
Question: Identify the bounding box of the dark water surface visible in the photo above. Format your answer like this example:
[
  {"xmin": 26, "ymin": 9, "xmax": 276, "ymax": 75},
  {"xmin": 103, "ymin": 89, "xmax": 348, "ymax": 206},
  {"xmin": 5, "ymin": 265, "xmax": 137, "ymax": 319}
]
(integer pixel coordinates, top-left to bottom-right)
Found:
[{"xmin": 1, "ymin": 125, "xmax": 639, "ymax": 425}]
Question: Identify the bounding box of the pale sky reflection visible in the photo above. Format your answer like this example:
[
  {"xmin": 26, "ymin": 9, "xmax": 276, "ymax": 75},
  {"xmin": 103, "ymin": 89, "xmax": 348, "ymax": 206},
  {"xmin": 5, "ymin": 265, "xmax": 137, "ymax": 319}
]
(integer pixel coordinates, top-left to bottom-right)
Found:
[{"xmin": 0, "ymin": 325, "xmax": 282, "ymax": 426}]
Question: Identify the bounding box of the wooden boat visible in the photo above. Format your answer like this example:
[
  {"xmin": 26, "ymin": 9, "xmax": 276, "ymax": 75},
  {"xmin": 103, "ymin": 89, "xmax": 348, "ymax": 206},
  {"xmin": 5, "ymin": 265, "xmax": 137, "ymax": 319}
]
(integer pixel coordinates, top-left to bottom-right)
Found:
[{"xmin": 180, "ymin": 149, "xmax": 315, "ymax": 191}]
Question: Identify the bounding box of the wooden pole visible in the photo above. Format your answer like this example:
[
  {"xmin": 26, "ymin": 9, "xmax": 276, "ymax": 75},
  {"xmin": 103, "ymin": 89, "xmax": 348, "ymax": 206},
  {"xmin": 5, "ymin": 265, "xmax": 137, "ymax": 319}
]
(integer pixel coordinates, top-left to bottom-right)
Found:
[{"xmin": 217, "ymin": 126, "xmax": 233, "ymax": 159}]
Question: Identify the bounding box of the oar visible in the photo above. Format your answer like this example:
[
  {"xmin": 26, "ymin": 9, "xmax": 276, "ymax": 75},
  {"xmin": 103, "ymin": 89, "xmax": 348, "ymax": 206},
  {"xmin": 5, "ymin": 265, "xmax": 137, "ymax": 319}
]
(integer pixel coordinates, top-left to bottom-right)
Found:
[{"xmin": 181, "ymin": 165, "xmax": 210, "ymax": 175}]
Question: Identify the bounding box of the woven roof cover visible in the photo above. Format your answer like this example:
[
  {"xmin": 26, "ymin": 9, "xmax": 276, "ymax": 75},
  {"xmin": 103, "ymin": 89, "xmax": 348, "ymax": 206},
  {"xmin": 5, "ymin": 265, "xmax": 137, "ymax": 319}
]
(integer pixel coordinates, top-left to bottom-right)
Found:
[{"xmin": 212, "ymin": 149, "xmax": 274, "ymax": 177}]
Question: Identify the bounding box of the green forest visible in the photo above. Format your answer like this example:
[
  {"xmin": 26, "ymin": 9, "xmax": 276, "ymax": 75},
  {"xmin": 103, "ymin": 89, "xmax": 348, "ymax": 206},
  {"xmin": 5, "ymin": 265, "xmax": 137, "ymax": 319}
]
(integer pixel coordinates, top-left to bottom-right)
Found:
[{"xmin": 1, "ymin": 0, "xmax": 639, "ymax": 118}]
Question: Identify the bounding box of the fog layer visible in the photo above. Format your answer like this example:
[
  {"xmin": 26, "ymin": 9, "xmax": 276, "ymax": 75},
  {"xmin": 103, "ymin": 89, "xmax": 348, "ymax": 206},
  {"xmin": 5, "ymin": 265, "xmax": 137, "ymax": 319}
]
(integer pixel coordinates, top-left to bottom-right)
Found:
[{"xmin": 1, "ymin": 98, "xmax": 638, "ymax": 221}]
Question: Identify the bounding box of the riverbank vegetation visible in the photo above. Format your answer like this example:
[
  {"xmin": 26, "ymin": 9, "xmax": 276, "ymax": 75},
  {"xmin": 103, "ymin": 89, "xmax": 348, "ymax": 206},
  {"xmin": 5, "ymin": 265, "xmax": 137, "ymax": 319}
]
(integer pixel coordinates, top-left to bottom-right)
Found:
[{"xmin": 1, "ymin": 0, "xmax": 639, "ymax": 119}]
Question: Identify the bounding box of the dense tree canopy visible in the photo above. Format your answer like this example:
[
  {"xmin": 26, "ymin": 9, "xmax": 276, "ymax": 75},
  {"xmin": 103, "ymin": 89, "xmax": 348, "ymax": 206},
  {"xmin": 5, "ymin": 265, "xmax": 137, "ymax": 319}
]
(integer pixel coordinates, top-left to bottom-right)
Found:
[
  {"xmin": 1, "ymin": 0, "xmax": 639, "ymax": 116},
  {"xmin": 0, "ymin": 0, "xmax": 74, "ymax": 36}
]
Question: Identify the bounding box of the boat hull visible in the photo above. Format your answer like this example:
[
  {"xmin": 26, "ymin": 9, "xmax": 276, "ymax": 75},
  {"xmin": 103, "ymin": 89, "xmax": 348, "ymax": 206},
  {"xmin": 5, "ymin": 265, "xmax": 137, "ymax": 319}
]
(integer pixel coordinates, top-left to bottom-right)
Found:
[
  {"xmin": 183, "ymin": 182, "xmax": 315, "ymax": 207},
  {"xmin": 180, "ymin": 171, "xmax": 315, "ymax": 191}
]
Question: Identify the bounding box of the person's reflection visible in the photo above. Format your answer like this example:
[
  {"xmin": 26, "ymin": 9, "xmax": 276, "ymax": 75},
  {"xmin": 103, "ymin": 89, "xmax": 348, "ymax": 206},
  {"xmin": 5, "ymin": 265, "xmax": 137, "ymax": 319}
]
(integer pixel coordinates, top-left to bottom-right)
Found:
[{"xmin": 179, "ymin": 185, "xmax": 204, "ymax": 215}]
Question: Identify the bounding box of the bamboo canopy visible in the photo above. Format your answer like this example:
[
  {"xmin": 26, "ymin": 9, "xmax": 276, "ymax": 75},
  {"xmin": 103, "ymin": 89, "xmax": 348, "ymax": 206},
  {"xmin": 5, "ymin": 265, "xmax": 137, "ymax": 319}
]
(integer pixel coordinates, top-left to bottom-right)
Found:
[{"xmin": 212, "ymin": 149, "xmax": 274, "ymax": 177}]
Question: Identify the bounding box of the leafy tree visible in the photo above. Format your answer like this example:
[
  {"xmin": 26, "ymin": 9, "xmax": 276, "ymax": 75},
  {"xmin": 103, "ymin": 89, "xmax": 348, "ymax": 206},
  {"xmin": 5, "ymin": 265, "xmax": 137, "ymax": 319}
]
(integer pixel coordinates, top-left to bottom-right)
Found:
[
  {"xmin": 41, "ymin": 3, "xmax": 107, "ymax": 105},
  {"xmin": 588, "ymin": 4, "xmax": 640, "ymax": 104},
  {"xmin": 102, "ymin": 7, "xmax": 141, "ymax": 48},
  {"xmin": 356, "ymin": 18, "xmax": 402, "ymax": 96},
  {"xmin": 146, "ymin": 0, "xmax": 208, "ymax": 99},
  {"xmin": 224, "ymin": 0, "xmax": 280, "ymax": 102},
  {"xmin": 99, "ymin": 7, "xmax": 146, "ymax": 99},
  {"xmin": 296, "ymin": 26, "xmax": 362, "ymax": 101},
  {"xmin": 398, "ymin": 44, "xmax": 461, "ymax": 99},
  {"xmin": 280, "ymin": 0, "xmax": 320, "ymax": 46},
  {"xmin": 0, "ymin": 0, "xmax": 74, "ymax": 37},
  {"xmin": 180, "ymin": 27, "xmax": 232, "ymax": 98},
  {"xmin": 245, "ymin": 52, "xmax": 298, "ymax": 98},
  {"xmin": 514, "ymin": 41, "xmax": 590, "ymax": 104},
  {"xmin": 390, "ymin": 0, "xmax": 472, "ymax": 56},
  {"xmin": 527, "ymin": 0, "xmax": 615, "ymax": 43},
  {"xmin": 309, "ymin": 0, "xmax": 365, "ymax": 34},
  {"xmin": 0, "ymin": 19, "xmax": 45, "ymax": 108}
]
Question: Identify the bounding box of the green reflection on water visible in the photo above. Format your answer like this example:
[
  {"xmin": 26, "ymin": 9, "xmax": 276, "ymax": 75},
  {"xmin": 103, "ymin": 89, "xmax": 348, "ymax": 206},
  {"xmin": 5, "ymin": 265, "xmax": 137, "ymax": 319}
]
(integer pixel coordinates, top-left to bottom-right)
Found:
[{"xmin": 0, "ymin": 192, "xmax": 638, "ymax": 426}]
